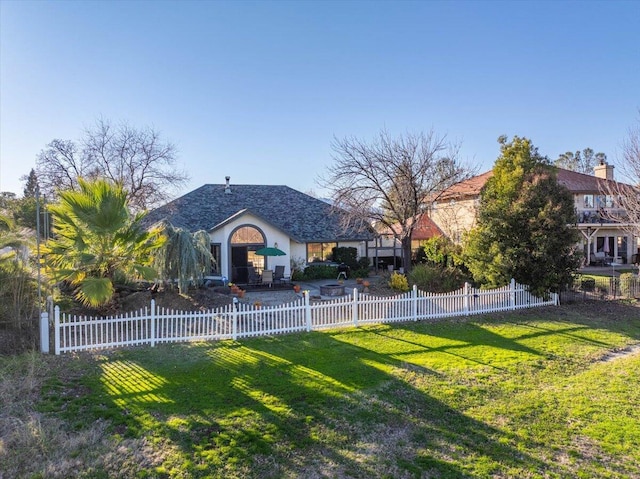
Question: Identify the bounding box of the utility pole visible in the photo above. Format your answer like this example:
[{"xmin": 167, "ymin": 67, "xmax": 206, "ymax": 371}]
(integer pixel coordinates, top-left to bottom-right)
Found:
[{"xmin": 36, "ymin": 186, "xmax": 42, "ymax": 315}]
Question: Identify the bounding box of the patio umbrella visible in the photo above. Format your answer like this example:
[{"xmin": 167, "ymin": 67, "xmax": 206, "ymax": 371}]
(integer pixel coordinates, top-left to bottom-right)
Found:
[
  {"xmin": 255, "ymin": 246, "xmax": 286, "ymax": 257},
  {"xmin": 603, "ymin": 236, "xmax": 610, "ymax": 254}
]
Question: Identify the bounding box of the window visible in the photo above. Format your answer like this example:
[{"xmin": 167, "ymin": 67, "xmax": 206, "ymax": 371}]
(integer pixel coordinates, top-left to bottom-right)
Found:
[
  {"xmin": 210, "ymin": 244, "xmax": 221, "ymax": 274},
  {"xmin": 231, "ymin": 226, "xmax": 263, "ymax": 244},
  {"xmin": 247, "ymin": 250, "xmax": 264, "ymax": 272},
  {"xmin": 307, "ymin": 242, "xmax": 337, "ymax": 263},
  {"xmin": 595, "ymin": 195, "xmax": 615, "ymax": 208},
  {"xmin": 583, "ymin": 195, "xmax": 594, "ymax": 209}
]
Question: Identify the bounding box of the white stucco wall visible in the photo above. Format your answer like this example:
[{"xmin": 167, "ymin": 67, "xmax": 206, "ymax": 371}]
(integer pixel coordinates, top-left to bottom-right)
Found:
[
  {"xmin": 209, "ymin": 212, "xmax": 370, "ymax": 279},
  {"xmin": 210, "ymin": 212, "xmax": 292, "ymax": 279}
]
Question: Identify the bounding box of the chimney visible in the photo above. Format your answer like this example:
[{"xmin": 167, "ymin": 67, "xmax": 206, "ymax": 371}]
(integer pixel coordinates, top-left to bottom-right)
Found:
[
  {"xmin": 594, "ymin": 160, "xmax": 614, "ymax": 180},
  {"xmin": 224, "ymin": 176, "xmax": 231, "ymax": 194}
]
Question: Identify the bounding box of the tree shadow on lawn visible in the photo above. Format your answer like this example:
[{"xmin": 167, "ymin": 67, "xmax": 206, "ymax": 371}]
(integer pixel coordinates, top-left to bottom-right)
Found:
[
  {"xmin": 511, "ymin": 303, "xmax": 640, "ymax": 340},
  {"xmin": 368, "ymin": 322, "xmax": 544, "ymax": 371},
  {"xmin": 90, "ymin": 332, "xmax": 564, "ymax": 478}
]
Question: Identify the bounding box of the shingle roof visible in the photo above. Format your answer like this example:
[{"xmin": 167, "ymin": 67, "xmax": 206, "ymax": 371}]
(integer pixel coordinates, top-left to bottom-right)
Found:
[
  {"xmin": 143, "ymin": 184, "xmax": 373, "ymax": 243},
  {"xmin": 438, "ymin": 167, "xmax": 631, "ymax": 199}
]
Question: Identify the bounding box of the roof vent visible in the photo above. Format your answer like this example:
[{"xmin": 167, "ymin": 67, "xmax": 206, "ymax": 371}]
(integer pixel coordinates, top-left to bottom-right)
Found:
[{"xmin": 224, "ymin": 176, "xmax": 231, "ymax": 194}]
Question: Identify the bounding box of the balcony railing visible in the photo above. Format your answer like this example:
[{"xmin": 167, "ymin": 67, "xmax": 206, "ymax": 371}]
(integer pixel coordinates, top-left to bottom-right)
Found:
[{"xmin": 577, "ymin": 209, "xmax": 629, "ymax": 224}]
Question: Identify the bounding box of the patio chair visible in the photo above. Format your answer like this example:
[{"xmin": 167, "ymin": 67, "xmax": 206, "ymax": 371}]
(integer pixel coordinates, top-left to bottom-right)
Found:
[
  {"xmin": 247, "ymin": 266, "xmax": 261, "ymax": 285},
  {"xmin": 274, "ymin": 265, "xmax": 285, "ymax": 283},
  {"xmin": 261, "ymin": 270, "xmax": 273, "ymax": 288},
  {"xmin": 592, "ymin": 252, "xmax": 610, "ymax": 266}
]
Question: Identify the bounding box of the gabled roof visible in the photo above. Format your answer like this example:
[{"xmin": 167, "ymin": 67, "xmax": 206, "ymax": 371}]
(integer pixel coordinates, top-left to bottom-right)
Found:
[
  {"xmin": 555, "ymin": 168, "xmax": 625, "ymax": 193},
  {"xmin": 438, "ymin": 170, "xmax": 494, "ymax": 200},
  {"xmin": 381, "ymin": 214, "xmax": 444, "ymax": 240},
  {"xmin": 144, "ymin": 183, "xmax": 373, "ymax": 243},
  {"xmin": 438, "ymin": 167, "xmax": 631, "ymax": 200}
]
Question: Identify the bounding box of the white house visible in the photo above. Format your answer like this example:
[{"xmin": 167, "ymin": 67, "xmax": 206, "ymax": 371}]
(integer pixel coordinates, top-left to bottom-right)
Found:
[{"xmin": 145, "ymin": 177, "xmax": 373, "ymax": 283}]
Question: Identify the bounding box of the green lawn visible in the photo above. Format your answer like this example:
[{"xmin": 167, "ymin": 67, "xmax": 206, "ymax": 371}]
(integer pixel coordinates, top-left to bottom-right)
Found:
[{"xmin": 2, "ymin": 302, "xmax": 640, "ymax": 478}]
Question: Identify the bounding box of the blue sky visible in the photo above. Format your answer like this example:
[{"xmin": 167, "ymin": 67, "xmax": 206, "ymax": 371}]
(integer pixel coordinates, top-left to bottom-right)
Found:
[{"xmin": 1, "ymin": 0, "xmax": 639, "ymax": 199}]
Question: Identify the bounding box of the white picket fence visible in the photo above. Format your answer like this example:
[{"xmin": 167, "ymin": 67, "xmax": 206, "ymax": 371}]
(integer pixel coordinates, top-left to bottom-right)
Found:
[{"xmin": 46, "ymin": 279, "xmax": 557, "ymax": 355}]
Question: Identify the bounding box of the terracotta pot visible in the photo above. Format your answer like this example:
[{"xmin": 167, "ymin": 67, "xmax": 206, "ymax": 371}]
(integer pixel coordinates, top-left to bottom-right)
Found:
[{"xmin": 293, "ymin": 285, "xmax": 301, "ymax": 293}]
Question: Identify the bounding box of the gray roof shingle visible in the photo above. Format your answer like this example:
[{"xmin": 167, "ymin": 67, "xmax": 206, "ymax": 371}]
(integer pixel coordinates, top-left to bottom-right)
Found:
[{"xmin": 144, "ymin": 184, "xmax": 373, "ymax": 243}]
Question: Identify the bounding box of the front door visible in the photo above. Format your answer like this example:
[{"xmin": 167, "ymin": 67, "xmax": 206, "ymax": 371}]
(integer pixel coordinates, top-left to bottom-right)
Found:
[{"xmin": 231, "ymin": 246, "xmax": 248, "ymax": 283}]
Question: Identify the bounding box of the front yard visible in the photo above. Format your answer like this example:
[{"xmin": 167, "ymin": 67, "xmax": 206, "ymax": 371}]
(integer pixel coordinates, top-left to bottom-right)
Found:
[{"xmin": 2, "ymin": 302, "xmax": 639, "ymax": 478}]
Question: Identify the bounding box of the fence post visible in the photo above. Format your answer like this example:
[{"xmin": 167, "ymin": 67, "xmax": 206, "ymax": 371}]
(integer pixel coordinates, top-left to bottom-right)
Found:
[
  {"xmin": 353, "ymin": 288, "xmax": 359, "ymax": 327},
  {"xmin": 150, "ymin": 299, "xmax": 156, "ymax": 347},
  {"xmin": 232, "ymin": 301, "xmax": 238, "ymax": 340},
  {"xmin": 40, "ymin": 311, "xmax": 49, "ymax": 354},
  {"xmin": 412, "ymin": 285, "xmax": 418, "ymax": 321},
  {"xmin": 463, "ymin": 282, "xmax": 470, "ymax": 316},
  {"xmin": 510, "ymin": 278, "xmax": 516, "ymax": 310},
  {"xmin": 54, "ymin": 306, "xmax": 60, "ymax": 355},
  {"xmin": 304, "ymin": 291, "xmax": 312, "ymax": 332}
]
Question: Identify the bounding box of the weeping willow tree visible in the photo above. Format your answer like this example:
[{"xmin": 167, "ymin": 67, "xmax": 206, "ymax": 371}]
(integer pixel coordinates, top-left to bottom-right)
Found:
[{"xmin": 154, "ymin": 222, "xmax": 214, "ymax": 294}]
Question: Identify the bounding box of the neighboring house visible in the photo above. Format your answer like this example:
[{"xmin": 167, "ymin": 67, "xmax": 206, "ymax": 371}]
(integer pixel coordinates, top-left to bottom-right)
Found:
[
  {"xmin": 367, "ymin": 214, "xmax": 444, "ymax": 270},
  {"xmin": 144, "ymin": 177, "xmax": 373, "ymax": 283},
  {"xmin": 430, "ymin": 163, "xmax": 640, "ymax": 265}
]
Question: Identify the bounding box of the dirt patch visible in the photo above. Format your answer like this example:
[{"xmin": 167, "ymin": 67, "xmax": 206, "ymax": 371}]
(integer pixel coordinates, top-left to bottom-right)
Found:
[
  {"xmin": 120, "ymin": 287, "xmax": 234, "ymax": 312},
  {"xmin": 599, "ymin": 344, "xmax": 640, "ymax": 362},
  {"xmin": 65, "ymin": 286, "xmax": 235, "ymax": 317}
]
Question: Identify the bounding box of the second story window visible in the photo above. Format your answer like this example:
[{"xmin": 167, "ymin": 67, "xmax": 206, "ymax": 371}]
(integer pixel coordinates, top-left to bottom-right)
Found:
[{"xmin": 583, "ymin": 195, "xmax": 594, "ymax": 208}]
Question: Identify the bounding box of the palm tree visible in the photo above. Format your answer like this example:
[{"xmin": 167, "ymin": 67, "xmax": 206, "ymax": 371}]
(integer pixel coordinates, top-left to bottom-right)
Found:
[
  {"xmin": 42, "ymin": 178, "xmax": 164, "ymax": 308},
  {"xmin": 0, "ymin": 213, "xmax": 38, "ymax": 327},
  {"xmin": 153, "ymin": 221, "xmax": 214, "ymax": 294}
]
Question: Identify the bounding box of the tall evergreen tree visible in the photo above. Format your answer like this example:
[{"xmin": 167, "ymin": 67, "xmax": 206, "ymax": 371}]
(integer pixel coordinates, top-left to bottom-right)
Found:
[
  {"xmin": 463, "ymin": 136, "xmax": 580, "ymax": 297},
  {"xmin": 22, "ymin": 169, "xmax": 39, "ymax": 198}
]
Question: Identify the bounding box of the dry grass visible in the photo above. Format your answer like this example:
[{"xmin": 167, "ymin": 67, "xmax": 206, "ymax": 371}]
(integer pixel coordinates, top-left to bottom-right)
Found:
[{"xmin": 0, "ymin": 353, "xmax": 107, "ymax": 478}]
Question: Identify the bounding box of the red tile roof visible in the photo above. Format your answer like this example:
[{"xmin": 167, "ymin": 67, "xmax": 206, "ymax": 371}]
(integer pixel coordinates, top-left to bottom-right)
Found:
[
  {"xmin": 381, "ymin": 214, "xmax": 444, "ymax": 240},
  {"xmin": 437, "ymin": 167, "xmax": 631, "ymax": 200}
]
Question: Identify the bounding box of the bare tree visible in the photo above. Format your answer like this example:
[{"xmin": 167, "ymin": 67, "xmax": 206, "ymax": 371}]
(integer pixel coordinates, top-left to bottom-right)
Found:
[
  {"xmin": 35, "ymin": 118, "xmax": 188, "ymax": 211},
  {"xmin": 604, "ymin": 116, "xmax": 640, "ymax": 241},
  {"xmin": 320, "ymin": 129, "xmax": 471, "ymax": 272}
]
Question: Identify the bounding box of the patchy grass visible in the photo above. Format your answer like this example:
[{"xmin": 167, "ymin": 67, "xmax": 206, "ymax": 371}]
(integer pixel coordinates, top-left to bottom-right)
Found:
[{"xmin": 1, "ymin": 302, "xmax": 639, "ymax": 478}]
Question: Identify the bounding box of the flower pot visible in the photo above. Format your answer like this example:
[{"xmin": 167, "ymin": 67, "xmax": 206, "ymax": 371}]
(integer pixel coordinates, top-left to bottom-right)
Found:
[{"xmin": 293, "ymin": 285, "xmax": 301, "ymax": 293}]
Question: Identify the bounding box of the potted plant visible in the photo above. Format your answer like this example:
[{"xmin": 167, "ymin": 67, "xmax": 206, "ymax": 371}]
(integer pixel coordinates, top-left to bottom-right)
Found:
[
  {"xmin": 293, "ymin": 284, "xmax": 301, "ymax": 293},
  {"xmin": 362, "ymin": 280, "xmax": 370, "ymax": 293}
]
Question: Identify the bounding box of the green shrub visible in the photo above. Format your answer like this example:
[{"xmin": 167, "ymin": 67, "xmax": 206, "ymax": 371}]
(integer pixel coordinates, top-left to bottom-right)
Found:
[
  {"xmin": 291, "ymin": 269, "xmax": 305, "ymax": 281},
  {"xmin": 389, "ymin": 272, "xmax": 409, "ymax": 292},
  {"xmin": 420, "ymin": 236, "xmax": 461, "ymax": 268},
  {"xmin": 332, "ymin": 247, "xmax": 358, "ymax": 269},
  {"xmin": 303, "ymin": 264, "xmax": 337, "ymax": 280},
  {"xmin": 352, "ymin": 268, "xmax": 370, "ymax": 279},
  {"xmin": 357, "ymin": 257, "xmax": 371, "ymax": 270},
  {"xmin": 408, "ymin": 264, "xmax": 467, "ymax": 293}
]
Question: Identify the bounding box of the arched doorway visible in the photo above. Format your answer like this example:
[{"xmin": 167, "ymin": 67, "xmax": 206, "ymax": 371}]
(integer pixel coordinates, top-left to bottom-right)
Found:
[{"xmin": 229, "ymin": 225, "xmax": 265, "ymax": 283}]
